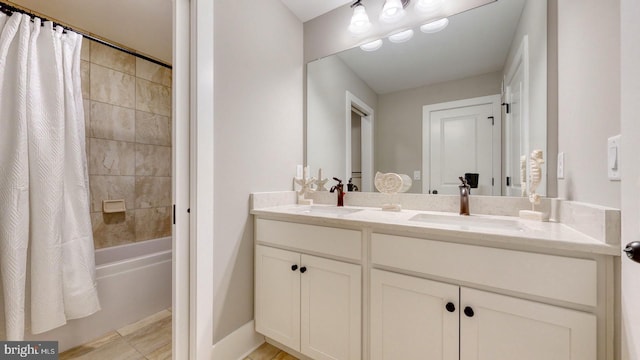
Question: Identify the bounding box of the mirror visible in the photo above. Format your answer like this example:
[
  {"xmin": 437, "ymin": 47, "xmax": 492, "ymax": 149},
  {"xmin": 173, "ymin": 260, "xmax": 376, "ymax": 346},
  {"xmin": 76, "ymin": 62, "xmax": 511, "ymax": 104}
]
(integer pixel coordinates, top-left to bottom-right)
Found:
[{"xmin": 307, "ymin": 0, "xmax": 548, "ymax": 195}]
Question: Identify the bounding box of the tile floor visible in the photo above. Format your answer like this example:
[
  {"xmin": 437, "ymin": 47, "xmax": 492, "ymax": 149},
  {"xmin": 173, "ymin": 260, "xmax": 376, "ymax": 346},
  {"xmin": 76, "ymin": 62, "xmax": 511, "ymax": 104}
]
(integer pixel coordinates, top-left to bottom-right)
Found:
[{"xmin": 59, "ymin": 309, "xmax": 296, "ymax": 360}]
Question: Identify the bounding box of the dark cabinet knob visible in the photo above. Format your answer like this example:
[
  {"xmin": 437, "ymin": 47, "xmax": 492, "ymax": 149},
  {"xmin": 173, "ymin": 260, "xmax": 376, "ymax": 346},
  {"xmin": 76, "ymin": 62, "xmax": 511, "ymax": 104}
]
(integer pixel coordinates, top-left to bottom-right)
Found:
[
  {"xmin": 300, "ymin": 266, "xmax": 307, "ymax": 273},
  {"xmin": 464, "ymin": 306, "xmax": 474, "ymax": 317},
  {"xmin": 624, "ymin": 242, "xmax": 640, "ymax": 263},
  {"xmin": 445, "ymin": 302, "xmax": 456, "ymax": 313},
  {"xmin": 291, "ymin": 264, "xmax": 298, "ymax": 271}
]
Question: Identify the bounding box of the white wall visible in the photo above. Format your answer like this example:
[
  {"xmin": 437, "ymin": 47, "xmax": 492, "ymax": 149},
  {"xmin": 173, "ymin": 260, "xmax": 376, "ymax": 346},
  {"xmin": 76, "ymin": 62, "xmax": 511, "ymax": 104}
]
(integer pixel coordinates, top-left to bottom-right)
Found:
[
  {"xmin": 307, "ymin": 56, "xmax": 377, "ymax": 183},
  {"xmin": 556, "ymin": 0, "xmax": 620, "ymax": 208},
  {"xmin": 620, "ymin": 0, "xmax": 640, "ymax": 357},
  {"xmin": 503, "ymin": 0, "xmax": 548, "ymax": 195},
  {"xmin": 213, "ymin": 0, "xmax": 303, "ymax": 343},
  {"xmin": 376, "ymin": 72, "xmax": 502, "ymax": 193}
]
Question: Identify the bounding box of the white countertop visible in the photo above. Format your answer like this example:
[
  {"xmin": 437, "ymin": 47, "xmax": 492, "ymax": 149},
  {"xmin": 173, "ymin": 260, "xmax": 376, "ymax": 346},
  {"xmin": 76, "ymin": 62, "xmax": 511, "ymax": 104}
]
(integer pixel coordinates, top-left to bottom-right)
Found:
[{"xmin": 251, "ymin": 204, "xmax": 620, "ymax": 256}]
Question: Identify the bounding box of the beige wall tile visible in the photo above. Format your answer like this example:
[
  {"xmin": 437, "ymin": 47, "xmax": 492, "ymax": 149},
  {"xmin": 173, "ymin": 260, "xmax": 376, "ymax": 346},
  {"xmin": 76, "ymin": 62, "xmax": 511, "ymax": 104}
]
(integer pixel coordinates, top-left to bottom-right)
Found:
[
  {"xmin": 91, "ymin": 211, "xmax": 135, "ymax": 249},
  {"xmin": 135, "ymin": 177, "xmax": 171, "ymax": 209},
  {"xmin": 80, "ymin": 37, "xmax": 90, "ymax": 62},
  {"xmin": 89, "ymin": 138, "xmax": 136, "ymax": 175},
  {"xmin": 135, "ymin": 144, "xmax": 171, "ymax": 176},
  {"xmin": 90, "ymin": 101, "xmax": 135, "ymax": 141},
  {"xmin": 81, "ymin": 60, "xmax": 90, "ymax": 99},
  {"xmin": 134, "ymin": 207, "xmax": 171, "ymax": 242},
  {"xmin": 90, "ymin": 64, "xmax": 135, "ymax": 108},
  {"xmin": 83, "ymin": 99, "xmax": 91, "ymax": 138},
  {"xmin": 136, "ymin": 79, "xmax": 171, "ymax": 116},
  {"xmin": 89, "ymin": 175, "xmax": 135, "ymax": 212},
  {"xmin": 136, "ymin": 58, "xmax": 172, "ymax": 87},
  {"xmin": 91, "ymin": 41, "xmax": 136, "ymax": 75},
  {"xmin": 136, "ymin": 111, "xmax": 171, "ymax": 146}
]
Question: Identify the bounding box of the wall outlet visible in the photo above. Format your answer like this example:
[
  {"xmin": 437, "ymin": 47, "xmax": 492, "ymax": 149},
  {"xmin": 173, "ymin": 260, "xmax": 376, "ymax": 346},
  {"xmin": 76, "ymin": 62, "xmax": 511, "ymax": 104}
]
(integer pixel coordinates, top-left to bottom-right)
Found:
[
  {"xmin": 413, "ymin": 170, "xmax": 421, "ymax": 181},
  {"xmin": 557, "ymin": 152, "xmax": 564, "ymax": 179},
  {"xmin": 608, "ymin": 135, "xmax": 621, "ymax": 181}
]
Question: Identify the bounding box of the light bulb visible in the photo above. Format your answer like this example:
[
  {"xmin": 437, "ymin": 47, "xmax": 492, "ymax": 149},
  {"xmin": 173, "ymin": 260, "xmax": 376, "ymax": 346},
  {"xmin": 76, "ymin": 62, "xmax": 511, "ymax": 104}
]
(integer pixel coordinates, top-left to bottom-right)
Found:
[
  {"xmin": 348, "ymin": 4, "xmax": 372, "ymax": 35},
  {"xmin": 388, "ymin": 29, "xmax": 414, "ymax": 43},
  {"xmin": 420, "ymin": 18, "xmax": 449, "ymax": 33},
  {"xmin": 360, "ymin": 39, "xmax": 383, "ymax": 52},
  {"xmin": 415, "ymin": 0, "xmax": 444, "ymax": 14},
  {"xmin": 379, "ymin": 0, "xmax": 405, "ymax": 24}
]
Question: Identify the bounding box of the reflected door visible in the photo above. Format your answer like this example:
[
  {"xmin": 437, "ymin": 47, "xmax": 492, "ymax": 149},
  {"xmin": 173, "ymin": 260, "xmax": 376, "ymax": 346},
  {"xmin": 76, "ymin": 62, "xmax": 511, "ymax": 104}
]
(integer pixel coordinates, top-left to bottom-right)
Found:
[
  {"xmin": 428, "ymin": 100, "xmax": 498, "ymax": 195},
  {"xmin": 505, "ymin": 47, "xmax": 526, "ymax": 197}
]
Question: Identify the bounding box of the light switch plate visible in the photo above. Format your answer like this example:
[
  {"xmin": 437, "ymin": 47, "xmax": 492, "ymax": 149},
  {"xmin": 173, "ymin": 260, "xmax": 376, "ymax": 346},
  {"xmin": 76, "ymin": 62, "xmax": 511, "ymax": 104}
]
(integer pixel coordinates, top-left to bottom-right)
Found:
[
  {"xmin": 557, "ymin": 152, "xmax": 564, "ymax": 179},
  {"xmin": 413, "ymin": 170, "xmax": 421, "ymax": 181},
  {"xmin": 608, "ymin": 135, "xmax": 621, "ymax": 181}
]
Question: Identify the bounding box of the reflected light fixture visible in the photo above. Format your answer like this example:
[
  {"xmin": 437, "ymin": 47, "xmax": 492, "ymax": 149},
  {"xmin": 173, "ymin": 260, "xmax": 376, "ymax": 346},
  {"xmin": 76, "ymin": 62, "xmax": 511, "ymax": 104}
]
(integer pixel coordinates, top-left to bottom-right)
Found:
[
  {"xmin": 388, "ymin": 29, "xmax": 414, "ymax": 43},
  {"xmin": 415, "ymin": 0, "xmax": 444, "ymax": 14},
  {"xmin": 348, "ymin": 1, "xmax": 372, "ymax": 35},
  {"xmin": 360, "ymin": 39, "xmax": 383, "ymax": 51},
  {"xmin": 420, "ymin": 18, "xmax": 449, "ymax": 33},
  {"xmin": 379, "ymin": 0, "xmax": 406, "ymax": 24}
]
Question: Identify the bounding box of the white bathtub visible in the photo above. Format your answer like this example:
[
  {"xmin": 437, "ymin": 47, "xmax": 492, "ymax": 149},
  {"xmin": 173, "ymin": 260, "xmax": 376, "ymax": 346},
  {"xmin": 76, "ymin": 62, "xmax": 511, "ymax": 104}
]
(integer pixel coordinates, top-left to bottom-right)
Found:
[{"xmin": 23, "ymin": 237, "xmax": 172, "ymax": 351}]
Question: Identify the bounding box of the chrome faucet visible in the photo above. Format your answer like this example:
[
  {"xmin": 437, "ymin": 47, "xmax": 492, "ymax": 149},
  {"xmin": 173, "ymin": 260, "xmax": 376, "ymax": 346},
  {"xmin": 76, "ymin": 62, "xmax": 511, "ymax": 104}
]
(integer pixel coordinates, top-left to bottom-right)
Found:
[
  {"xmin": 458, "ymin": 176, "xmax": 470, "ymax": 216},
  {"xmin": 330, "ymin": 177, "xmax": 345, "ymax": 207}
]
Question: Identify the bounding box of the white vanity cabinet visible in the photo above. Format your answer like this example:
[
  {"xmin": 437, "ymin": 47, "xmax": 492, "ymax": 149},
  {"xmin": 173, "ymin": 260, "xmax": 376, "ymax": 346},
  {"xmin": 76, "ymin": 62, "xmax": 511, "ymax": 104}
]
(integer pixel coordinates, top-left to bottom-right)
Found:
[
  {"xmin": 255, "ymin": 219, "xmax": 362, "ymax": 360},
  {"xmin": 371, "ymin": 233, "xmax": 599, "ymax": 360},
  {"xmin": 371, "ymin": 269, "xmax": 596, "ymax": 360}
]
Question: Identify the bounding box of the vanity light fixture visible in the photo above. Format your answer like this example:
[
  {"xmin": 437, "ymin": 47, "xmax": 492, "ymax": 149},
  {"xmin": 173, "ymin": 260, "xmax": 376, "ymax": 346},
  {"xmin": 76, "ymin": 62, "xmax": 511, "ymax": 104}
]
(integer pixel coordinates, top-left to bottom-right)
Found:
[
  {"xmin": 415, "ymin": 0, "xmax": 444, "ymax": 14},
  {"xmin": 360, "ymin": 39, "xmax": 384, "ymax": 51},
  {"xmin": 379, "ymin": 0, "xmax": 407, "ymax": 24},
  {"xmin": 348, "ymin": 1, "xmax": 372, "ymax": 35},
  {"xmin": 420, "ymin": 17, "xmax": 449, "ymax": 33},
  {"xmin": 388, "ymin": 29, "xmax": 414, "ymax": 43}
]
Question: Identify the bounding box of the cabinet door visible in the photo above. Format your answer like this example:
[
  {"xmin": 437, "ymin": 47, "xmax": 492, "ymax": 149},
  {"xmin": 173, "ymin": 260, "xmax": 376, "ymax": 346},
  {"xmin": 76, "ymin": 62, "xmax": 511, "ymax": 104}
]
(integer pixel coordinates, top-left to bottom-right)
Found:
[
  {"xmin": 460, "ymin": 287, "xmax": 597, "ymax": 360},
  {"xmin": 370, "ymin": 269, "xmax": 459, "ymax": 360},
  {"xmin": 300, "ymin": 254, "xmax": 361, "ymax": 360},
  {"xmin": 255, "ymin": 246, "xmax": 301, "ymax": 351}
]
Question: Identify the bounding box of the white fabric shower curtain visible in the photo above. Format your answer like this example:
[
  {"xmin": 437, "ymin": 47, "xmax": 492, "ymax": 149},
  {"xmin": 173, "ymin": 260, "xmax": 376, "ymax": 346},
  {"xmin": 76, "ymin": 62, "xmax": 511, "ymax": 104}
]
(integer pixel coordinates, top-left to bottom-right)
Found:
[{"xmin": 0, "ymin": 13, "xmax": 100, "ymax": 340}]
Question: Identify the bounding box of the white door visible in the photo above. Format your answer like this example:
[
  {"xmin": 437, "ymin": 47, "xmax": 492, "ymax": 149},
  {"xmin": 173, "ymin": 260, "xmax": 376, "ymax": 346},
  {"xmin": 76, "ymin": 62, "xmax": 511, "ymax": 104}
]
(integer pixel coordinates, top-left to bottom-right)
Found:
[
  {"xmin": 425, "ymin": 96, "xmax": 500, "ymax": 195},
  {"xmin": 504, "ymin": 40, "xmax": 527, "ymax": 197},
  {"xmin": 370, "ymin": 269, "xmax": 459, "ymax": 360},
  {"xmin": 460, "ymin": 287, "xmax": 596, "ymax": 360},
  {"xmin": 300, "ymin": 255, "xmax": 361, "ymax": 360},
  {"xmin": 255, "ymin": 246, "xmax": 301, "ymax": 351}
]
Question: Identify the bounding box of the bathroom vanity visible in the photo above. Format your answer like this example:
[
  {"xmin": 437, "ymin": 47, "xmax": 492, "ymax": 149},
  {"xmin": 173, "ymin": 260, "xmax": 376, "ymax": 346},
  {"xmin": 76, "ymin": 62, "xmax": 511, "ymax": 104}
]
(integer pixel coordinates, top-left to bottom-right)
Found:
[{"xmin": 251, "ymin": 192, "xmax": 619, "ymax": 360}]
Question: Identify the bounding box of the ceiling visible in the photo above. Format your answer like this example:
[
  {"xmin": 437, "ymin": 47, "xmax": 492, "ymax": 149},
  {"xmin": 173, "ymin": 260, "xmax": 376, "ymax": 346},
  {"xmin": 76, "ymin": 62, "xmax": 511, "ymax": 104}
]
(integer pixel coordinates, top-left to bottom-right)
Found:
[
  {"xmin": 333, "ymin": 0, "xmax": 526, "ymax": 94},
  {"xmin": 280, "ymin": 0, "xmax": 352, "ymax": 22},
  {"xmin": 7, "ymin": 0, "xmax": 172, "ymax": 64}
]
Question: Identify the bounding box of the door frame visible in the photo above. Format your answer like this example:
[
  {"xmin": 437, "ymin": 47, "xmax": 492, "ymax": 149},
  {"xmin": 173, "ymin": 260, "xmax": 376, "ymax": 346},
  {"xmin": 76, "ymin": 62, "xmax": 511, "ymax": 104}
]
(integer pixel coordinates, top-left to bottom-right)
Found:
[
  {"xmin": 345, "ymin": 91, "xmax": 374, "ymax": 192},
  {"xmin": 421, "ymin": 95, "xmax": 502, "ymax": 195},
  {"xmin": 173, "ymin": 0, "xmax": 215, "ymax": 359}
]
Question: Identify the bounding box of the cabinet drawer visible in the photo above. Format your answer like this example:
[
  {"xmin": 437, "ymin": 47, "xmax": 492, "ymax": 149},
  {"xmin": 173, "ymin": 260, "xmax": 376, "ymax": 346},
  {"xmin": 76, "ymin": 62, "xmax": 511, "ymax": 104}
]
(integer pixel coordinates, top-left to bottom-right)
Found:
[
  {"xmin": 371, "ymin": 233, "xmax": 597, "ymax": 307},
  {"xmin": 256, "ymin": 219, "xmax": 362, "ymax": 261}
]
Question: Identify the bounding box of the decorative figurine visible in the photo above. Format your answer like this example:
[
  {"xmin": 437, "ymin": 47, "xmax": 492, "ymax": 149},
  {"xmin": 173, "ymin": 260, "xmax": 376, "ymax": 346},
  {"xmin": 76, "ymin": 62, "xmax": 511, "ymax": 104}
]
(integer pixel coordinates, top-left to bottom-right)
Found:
[
  {"xmin": 294, "ymin": 166, "xmax": 316, "ymax": 205},
  {"xmin": 519, "ymin": 150, "xmax": 549, "ymax": 221},
  {"xmin": 316, "ymin": 168, "xmax": 329, "ymax": 191},
  {"xmin": 374, "ymin": 171, "xmax": 403, "ymax": 211}
]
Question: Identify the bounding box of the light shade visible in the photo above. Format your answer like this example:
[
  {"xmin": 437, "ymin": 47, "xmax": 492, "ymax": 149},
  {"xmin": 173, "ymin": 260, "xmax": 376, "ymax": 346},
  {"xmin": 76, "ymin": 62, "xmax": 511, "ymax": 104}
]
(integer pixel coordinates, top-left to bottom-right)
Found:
[
  {"xmin": 388, "ymin": 29, "xmax": 414, "ymax": 43},
  {"xmin": 415, "ymin": 0, "xmax": 444, "ymax": 14},
  {"xmin": 379, "ymin": 0, "xmax": 405, "ymax": 24},
  {"xmin": 360, "ymin": 39, "xmax": 383, "ymax": 52},
  {"xmin": 420, "ymin": 18, "xmax": 449, "ymax": 33},
  {"xmin": 348, "ymin": 4, "xmax": 372, "ymax": 35}
]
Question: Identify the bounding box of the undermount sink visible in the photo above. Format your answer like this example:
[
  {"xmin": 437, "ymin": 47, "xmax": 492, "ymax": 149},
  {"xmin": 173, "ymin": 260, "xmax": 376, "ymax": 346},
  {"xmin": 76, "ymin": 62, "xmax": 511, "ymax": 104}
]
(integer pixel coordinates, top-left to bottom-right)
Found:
[
  {"xmin": 295, "ymin": 205, "xmax": 362, "ymax": 216},
  {"xmin": 409, "ymin": 213, "xmax": 526, "ymax": 231}
]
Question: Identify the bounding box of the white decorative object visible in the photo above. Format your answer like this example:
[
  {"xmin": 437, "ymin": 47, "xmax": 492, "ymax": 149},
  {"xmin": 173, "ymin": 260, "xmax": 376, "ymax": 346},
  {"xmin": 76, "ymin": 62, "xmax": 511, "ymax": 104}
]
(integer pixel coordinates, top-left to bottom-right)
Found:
[
  {"xmin": 294, "ymin": 166, "xmax": 316, "ymax": 205},
  {"xmin": 399, "ymin": 174, "xmax": 413, "ymax": 193},
  {"xmin": 316, "ymin": 168, "xmax": 329, "ymax": 192},
  {"xmin": 520, "ymin": 155, "xmax": 527, "ymax": 197},
  {"xmin": 374, "ymin": 172, "xmax": 403, "ymax": 211},
  {"xmin": 520, "ymin": 150, "xmax": 548, "ymax": 221}
]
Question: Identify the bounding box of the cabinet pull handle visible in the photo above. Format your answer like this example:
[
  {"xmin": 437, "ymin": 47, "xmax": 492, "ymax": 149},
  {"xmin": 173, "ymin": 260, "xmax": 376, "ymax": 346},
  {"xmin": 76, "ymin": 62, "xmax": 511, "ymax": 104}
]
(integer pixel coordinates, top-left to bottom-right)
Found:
[
  {"xmin": 300, "ymin": 266, "xmax": 307, "ymax": 273},
  {"xmin": 464, "ymin": 306, "xmax": 475, "ymax": 317},
  {"xmin": 445, "ymin": 302, "xmax": 456, "ymax": 313},
  {"xmin": 291, "ymin": 264, "xmax": 298, "ymax": 271}
]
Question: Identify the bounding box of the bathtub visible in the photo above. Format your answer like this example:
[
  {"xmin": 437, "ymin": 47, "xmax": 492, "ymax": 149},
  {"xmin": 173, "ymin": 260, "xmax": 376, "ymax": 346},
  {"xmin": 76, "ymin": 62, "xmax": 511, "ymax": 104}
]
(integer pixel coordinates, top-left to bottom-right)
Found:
[{"xmin": 21, "ymin": 237, "xmax": 173, "ymax": 351}]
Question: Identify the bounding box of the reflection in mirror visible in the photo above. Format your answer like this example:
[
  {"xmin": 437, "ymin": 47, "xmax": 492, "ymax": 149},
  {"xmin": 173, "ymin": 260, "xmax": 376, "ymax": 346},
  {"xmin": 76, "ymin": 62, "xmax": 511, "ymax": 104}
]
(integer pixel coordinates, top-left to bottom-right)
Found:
[{"xmin": 306, "ymin": 0, "xmax": 547, "ymax": 196}]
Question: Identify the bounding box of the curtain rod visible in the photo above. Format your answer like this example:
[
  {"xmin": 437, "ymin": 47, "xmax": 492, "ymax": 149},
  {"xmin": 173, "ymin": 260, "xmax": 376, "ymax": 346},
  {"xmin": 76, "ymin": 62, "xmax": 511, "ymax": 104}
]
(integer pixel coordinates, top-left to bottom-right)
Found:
[{"xmin": 0, "ymin": 1, "xmax": 172, "ymax": 70}]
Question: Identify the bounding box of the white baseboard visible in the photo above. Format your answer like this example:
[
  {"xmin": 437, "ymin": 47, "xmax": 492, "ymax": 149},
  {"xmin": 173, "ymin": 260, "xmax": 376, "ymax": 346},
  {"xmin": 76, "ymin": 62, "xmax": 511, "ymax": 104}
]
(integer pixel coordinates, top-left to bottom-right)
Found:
[{"xmin": 211, "ymin": 320, "xmax": 264, "ymax": 360}]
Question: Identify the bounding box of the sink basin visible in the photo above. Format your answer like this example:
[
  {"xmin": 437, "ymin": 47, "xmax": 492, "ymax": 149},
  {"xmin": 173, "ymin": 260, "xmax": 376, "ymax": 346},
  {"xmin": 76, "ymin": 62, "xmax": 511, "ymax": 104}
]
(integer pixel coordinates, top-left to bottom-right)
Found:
[
  {"xmin": 295, "ymin": 205, "xmax": 362, "ymax": 216},
  {"xmin": 409, "ymin": 213, "xmax": 526, "ymax": 231}
]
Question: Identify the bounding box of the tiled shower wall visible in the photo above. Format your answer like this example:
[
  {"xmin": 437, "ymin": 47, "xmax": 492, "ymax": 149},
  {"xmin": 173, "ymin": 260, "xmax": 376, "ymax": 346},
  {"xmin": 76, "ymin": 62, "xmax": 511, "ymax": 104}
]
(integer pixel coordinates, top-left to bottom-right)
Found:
[{"xmin": 80, "ymin": 39, "xmax": 172, "ymax": 249}]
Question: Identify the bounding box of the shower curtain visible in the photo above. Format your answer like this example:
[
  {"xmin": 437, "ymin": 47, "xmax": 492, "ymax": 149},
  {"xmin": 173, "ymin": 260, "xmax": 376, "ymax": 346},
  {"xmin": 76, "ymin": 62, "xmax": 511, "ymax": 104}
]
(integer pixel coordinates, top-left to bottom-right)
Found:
[{"xmin": 0, "ymin": 13, "xmax": 100, "ymax": 340}]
